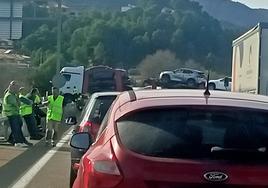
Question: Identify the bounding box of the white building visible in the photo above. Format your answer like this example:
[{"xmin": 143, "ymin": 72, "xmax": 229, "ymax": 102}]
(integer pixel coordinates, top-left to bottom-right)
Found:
[
  {"xmin": 0, "ymin": 0, "xmax": 23, "ymax": 40},
  {"xmin": 121, "ymin": 4, "xmax": 136, "ymax": 12}
]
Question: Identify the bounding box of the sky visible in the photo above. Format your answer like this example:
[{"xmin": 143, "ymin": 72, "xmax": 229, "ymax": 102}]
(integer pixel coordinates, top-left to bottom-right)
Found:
[{"xmin": 233, "ymin": 0, "xmax": 268, "ymax": 9}]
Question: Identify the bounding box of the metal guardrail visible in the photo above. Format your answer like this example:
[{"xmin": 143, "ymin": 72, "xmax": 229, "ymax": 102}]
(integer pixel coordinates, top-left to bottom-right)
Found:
[
  {"xmin": 0, "ymin": 107, "xmax": 47, "ymax": 141},
  {"xmin": 0, "ymin": 104, "xmax": 77, "ymax": 141}
]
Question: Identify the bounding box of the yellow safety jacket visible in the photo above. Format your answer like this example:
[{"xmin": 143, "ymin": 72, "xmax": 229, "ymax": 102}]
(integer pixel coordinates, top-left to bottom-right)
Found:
[
  {"xmin": 47, "ymin": 95, "xmax": 64, "ymax": 122},
  {"xmin": 19, "ymin": 94, "xmax": 33, "ymax": 116},
  {"xmin": 34, "ymin": 95, "xmax": 41, "ymax": 104},
  {"xmin": 2, "ymin": 92, "xmax": 20, "ymax": 117}
]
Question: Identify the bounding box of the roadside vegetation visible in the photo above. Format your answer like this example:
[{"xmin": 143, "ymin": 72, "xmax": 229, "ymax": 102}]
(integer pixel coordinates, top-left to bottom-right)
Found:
[{"xmin": 17, "ymin": 0, "xmax": 241, "ymax": 91}]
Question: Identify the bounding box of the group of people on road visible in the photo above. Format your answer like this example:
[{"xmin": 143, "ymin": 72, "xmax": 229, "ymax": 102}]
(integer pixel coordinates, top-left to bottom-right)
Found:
[
  {"xmin": 2, "ymin": 81, "xmax": 65, "ymax": 147},
  {"xmin": 19, "ymin": 87, "xmax": 43, "ymax": 140}
]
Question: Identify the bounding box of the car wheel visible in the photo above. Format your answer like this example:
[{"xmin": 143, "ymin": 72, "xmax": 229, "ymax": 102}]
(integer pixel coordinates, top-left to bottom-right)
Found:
[
  {"xmin": 187, "ymin": 79, "xmax": 196, "ymax": 87},
  {"xmin": 199, "ymin": 82, "xmax": 206, "ymax": 89},
  {"xmin": 208, "ymin": 83, "xmax": 216, "ymax": 90},
  {"xmin": 161, "ymin": 75, "xmax": 170, "ymax": 84},
  {"xmin": 70, "ymin": 165, "xmax": 76, "ymax": 188}
]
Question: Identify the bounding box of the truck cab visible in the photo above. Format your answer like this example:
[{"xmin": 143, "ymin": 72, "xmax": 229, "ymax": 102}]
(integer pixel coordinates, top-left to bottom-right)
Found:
[
  {"xmin": 59, "ymin": 65, "xmax": 131, "ymax": 100},
  {"xmin": 59, "ymin": 66, "xmax": 84, "ymax": 98}
]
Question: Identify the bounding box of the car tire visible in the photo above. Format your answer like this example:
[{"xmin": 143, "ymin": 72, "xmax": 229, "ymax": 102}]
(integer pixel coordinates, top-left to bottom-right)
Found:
[
  {"xmin": 161, "ymin": 75, "xmax": 170, "ymax": 84},
  {"xmin": 199, "ymin": 82, "xmax": 206, "ymax": 89},
  {"xmin": 70, "ymin": 165, "xmax": 76, "ymax": 188},
  {"xmin": 208, "ymin": 83, "xmax": 216, "ymax": 90},
  {"xmin": 187, "ymin": 79, "xmax": 196, "ymax": 87}
]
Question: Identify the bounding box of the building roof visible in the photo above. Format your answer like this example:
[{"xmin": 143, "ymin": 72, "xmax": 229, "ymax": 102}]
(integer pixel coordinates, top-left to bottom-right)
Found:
[{"xmin": 0, "ymin": 49, "xmax": 30, "ymax": 62}]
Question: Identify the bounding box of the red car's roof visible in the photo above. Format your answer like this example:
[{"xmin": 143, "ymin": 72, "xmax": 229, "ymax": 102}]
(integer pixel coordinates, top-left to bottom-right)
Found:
[
  {"xmin": 113, "ymin": 89, "xmax": 268, "ymax": 120},
  {"xmin": 119, "ymin": 89, "xmax": 268, "ymax": 103}
]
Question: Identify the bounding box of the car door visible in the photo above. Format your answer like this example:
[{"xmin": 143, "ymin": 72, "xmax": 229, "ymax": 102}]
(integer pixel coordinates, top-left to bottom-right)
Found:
[
  {"xmin": 227, "ymin": 77, "xmax": 232, "ymax": 91},
  {"xmin": 217, "ymin": 79, "xmax": 225, "ymax": 90},
  {"xmin": 182, "ymin": 69, "xmax": 193, "ymax": 82},
  {"xmin": 173, "ymin": 69, "xmax": 184, "ymax": 82},
  {"xmin": 218, "ymin": 78, "xmax": 232, "ymax": 91}
]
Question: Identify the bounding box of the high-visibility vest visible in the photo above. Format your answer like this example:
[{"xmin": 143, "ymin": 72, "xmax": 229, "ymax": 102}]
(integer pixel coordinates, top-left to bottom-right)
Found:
[
  {"xmin": 2, "ymin": 92, "xmax": 20, "ymax": 117},
  {"xmin": 47, "ymin": 95, "xmax": 64, "ymax": 121},
  {"xmin": 34, "ymin": 95, "xmax": 41, "ymax": 104},
  {"xmin": 19, "ymin": 94, "xmax": 33, "ymax": 116}
]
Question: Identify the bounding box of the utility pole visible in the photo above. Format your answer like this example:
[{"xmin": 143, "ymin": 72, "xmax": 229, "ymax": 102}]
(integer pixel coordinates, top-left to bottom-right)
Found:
[
  {"xmin": 9, "ymin": 0, "xmax": 14, "ymax": 40},
  {"xmin": 56, "ymin": 0, "xmax": 62, "ymax": 74}
]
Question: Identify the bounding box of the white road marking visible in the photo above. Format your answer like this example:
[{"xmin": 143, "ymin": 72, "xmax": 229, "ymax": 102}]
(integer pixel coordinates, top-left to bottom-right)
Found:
[{"xmin": 10, "ymin": 129, "xmax": 73, "ymax": 188}]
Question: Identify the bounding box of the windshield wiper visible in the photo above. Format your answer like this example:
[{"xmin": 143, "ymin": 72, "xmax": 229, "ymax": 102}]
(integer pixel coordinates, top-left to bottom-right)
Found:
[{"xmin": 211, "ymin": 146, "xmax": 267, "ymax": 153}]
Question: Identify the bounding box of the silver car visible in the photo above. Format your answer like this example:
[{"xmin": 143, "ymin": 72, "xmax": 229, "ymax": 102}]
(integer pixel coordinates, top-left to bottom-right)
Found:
[{"xmin": 159, "ymin": 68, "xmax": 206, "ymax": 87}]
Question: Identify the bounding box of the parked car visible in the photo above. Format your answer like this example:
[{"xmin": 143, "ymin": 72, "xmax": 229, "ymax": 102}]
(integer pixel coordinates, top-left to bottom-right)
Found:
[
  {"xmin": 208, "ymin": 77, "xmax": 232, "ymax": 91},
  {"xmin": 71, "ymin": 89, "xmax": 268, "ymax": 188},
  {"xmin": 69, "ymin": 92, "xmax": 120, "ymax": 187},
  {"xmin": 159, "ymin": 68, "xmax": 206, "ymax": 87}
]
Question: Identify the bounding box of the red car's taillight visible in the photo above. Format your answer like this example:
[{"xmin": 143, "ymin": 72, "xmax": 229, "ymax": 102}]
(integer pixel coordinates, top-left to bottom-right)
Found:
[
  {"xmin": 93, "ymin": 160, "xmax": 121, "ymax": 176},
  {"xmin": 79, "ymin": 121, "xmax": 92, "ymax": 133},
  {"xmin": 82, "ymin": 153, "xmax": 122, "ymax": 188}
]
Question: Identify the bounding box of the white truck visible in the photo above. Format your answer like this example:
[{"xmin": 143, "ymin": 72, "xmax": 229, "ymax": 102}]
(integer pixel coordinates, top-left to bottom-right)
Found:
[
  {"xmin": 59, "ymin": 66, "xmax": 84, "ymax": 98},
  {"xmin": 59, "ymin": 65, "xmax": 131, "ymax": 101},
  {"xmin": 232, "ymin": 22, "xmax": 268, "ymax": 95}
]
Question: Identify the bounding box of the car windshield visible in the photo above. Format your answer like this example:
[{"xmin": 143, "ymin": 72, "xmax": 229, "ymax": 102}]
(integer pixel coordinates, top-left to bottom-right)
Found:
[
  {"xmin": 89, "ymin": 95, "xmax": 117, "ymax": 122},
  {"xmin": 117, "ymin": 106, "xmax": 268, "ymax": 160}
]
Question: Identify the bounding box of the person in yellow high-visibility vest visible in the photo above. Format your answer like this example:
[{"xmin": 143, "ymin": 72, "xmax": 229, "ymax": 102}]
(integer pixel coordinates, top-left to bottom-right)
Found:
[
  {"xmin": 3, "ymin": 81, "xmax": 33, "ymax": 147},
  {"xmin": 43, "ymin": 87, "xmax": 64, "ymax": 147},
  {"xmin": 27, "ymin": 88, "xmax": 46, "ymax": 131},
  {"xmin": 19, "ymin": 87, "xmax": 42, "ymax": 140}
]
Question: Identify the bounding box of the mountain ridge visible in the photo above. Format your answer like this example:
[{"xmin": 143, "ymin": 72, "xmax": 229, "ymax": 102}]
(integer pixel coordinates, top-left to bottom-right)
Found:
[{"xmin": 192, "ymin": 0, "xmax": 268, "ymax": 28}]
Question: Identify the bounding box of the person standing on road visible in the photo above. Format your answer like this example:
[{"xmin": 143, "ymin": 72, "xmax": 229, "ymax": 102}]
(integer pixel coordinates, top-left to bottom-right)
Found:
[
  {"xmin": 43, "ymin": 87, "xmax": 64, "ymax": 147},
  {"xmin": 2, "ymin": 81, "xmax": 33, "ymax": 147},
  {"xmin": 19, "ymin": 87, "xmax": 42, "ymax": 140},
  {"xmin": 27, "ymin": 88, "xmax": 46, "ymax": 132}
]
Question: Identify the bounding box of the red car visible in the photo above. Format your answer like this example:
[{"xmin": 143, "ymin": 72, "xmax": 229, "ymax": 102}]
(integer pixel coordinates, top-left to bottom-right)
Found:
[
  {"xmin": 73, "ymin": 92, "xmax": 120, "ymax": 140},
  {"xmin": 70, "ymin": 92, "xmax": 120, "ymax": 187},
  {"xmin": 71, "ymin": 89, "xmax": 268, "ymax": 188}
]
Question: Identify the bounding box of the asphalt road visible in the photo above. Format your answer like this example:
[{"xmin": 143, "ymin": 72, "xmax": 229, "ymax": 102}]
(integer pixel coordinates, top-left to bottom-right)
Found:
[
  {"xmin": 0, "ymin": 103, "xmax": 80, "ymax": 188},
  {"xmin": 0, "ymin": 125, "xmax": 72, "ymax": 188}
]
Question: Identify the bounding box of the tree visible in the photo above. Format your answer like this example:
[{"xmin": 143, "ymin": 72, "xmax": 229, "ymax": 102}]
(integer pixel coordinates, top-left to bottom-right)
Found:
[
  {"xmin": 138, "ymin": 50, "xmax": 180, "ymax": 78},
  {"xmin": 30, "ymin": 54, "xmax": 58, "ymax": 93},
  {"xmin": 70, "ymin": 28, "xmax": 86, "ymax": 50},
  {"xmin": 73, "ymin": 46, "xmax": 88, "ymax": 65},
  {"xmin": 22, "ymin": 24, "xmax": 56, "ymax": 54},
  {"xmin": 20, "ymin": 0, "xmax": 241, "ymax": 89},
  {"xmin": 94, "ymin": 42, "xmax": 106, "ymax": 65}
]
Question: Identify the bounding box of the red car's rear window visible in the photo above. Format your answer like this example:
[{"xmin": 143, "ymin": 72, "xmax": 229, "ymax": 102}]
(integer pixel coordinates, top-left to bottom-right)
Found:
[{"xmin": 117, "ymin": 106, "xmax": 268, "ymax": 161}]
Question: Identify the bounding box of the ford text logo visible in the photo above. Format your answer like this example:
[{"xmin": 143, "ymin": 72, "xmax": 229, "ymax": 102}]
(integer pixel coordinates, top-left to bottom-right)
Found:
[{"xmin": 204, "ymin": 172, "xmax": 228, "ymax": 182}]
